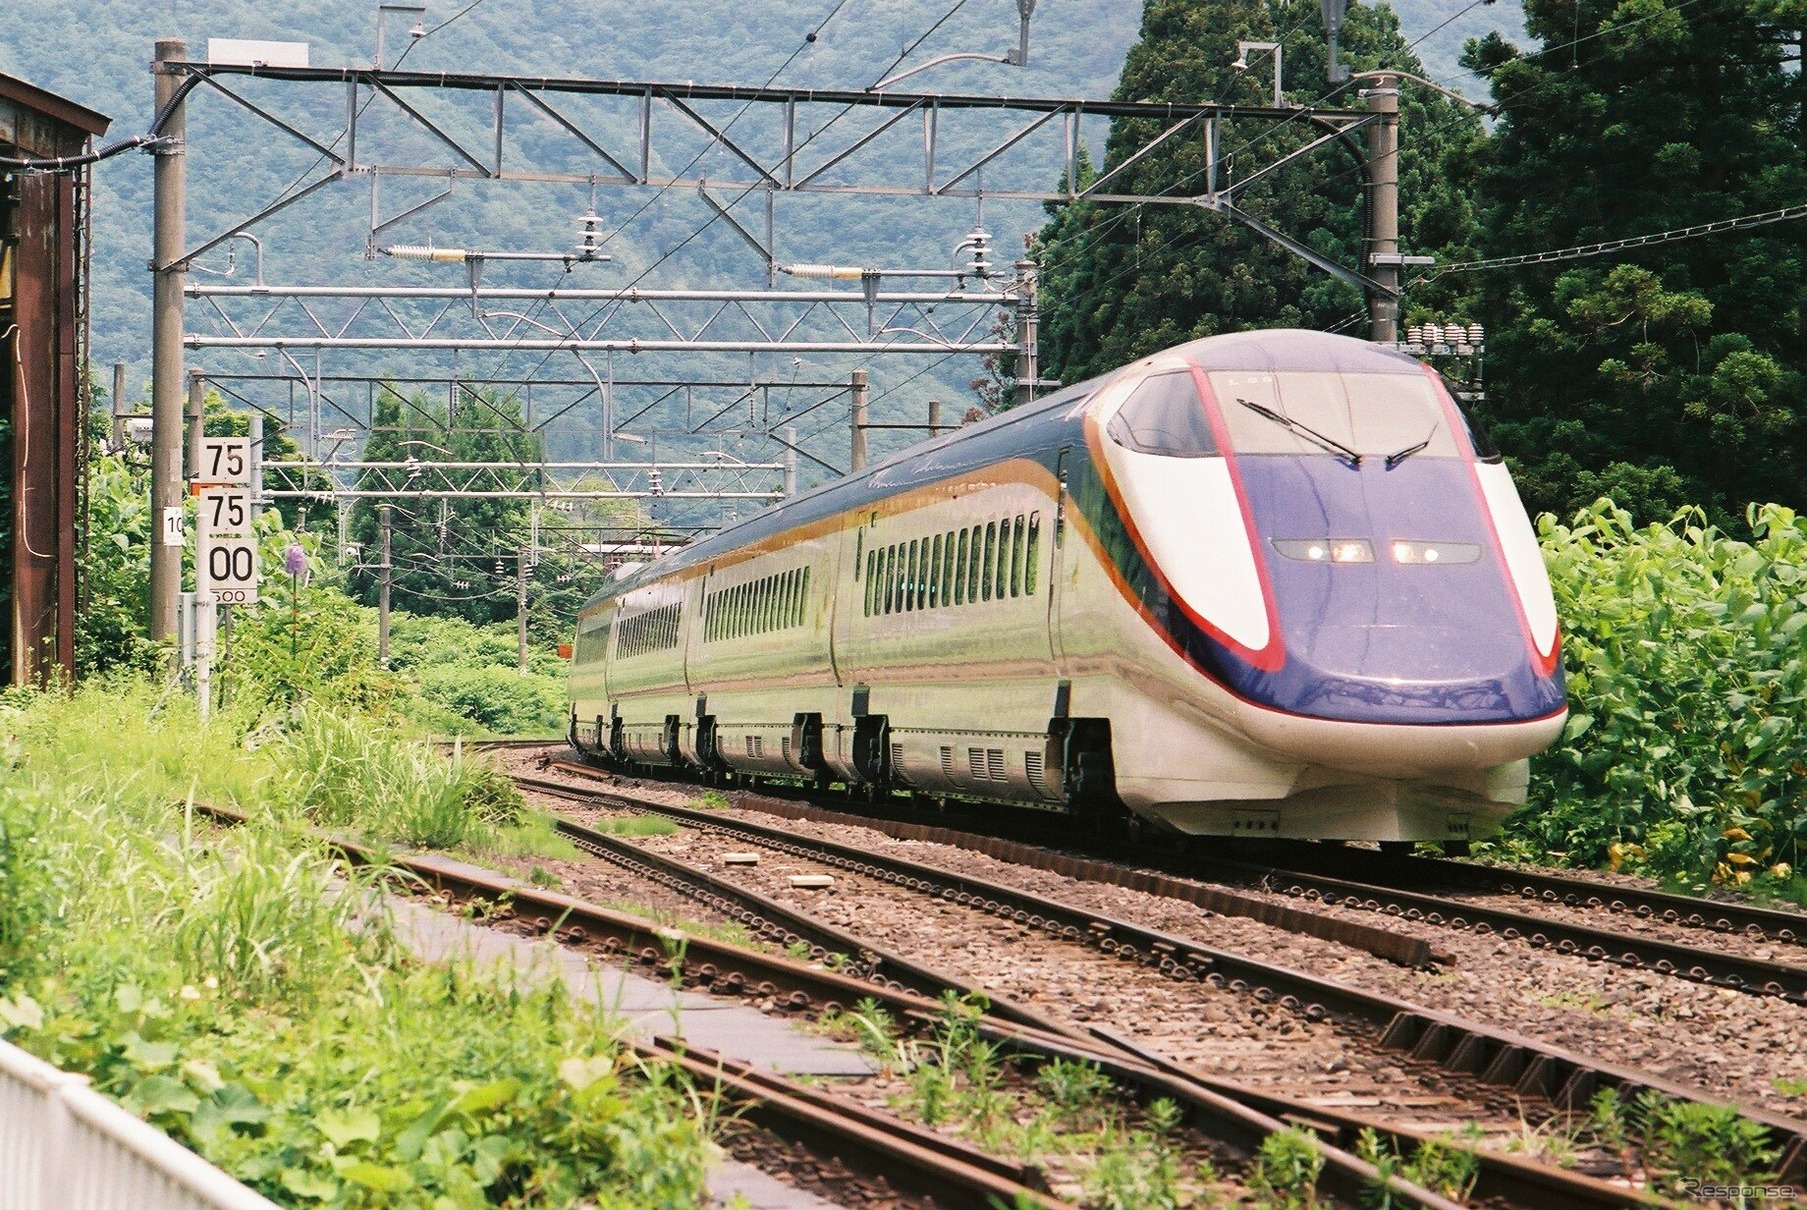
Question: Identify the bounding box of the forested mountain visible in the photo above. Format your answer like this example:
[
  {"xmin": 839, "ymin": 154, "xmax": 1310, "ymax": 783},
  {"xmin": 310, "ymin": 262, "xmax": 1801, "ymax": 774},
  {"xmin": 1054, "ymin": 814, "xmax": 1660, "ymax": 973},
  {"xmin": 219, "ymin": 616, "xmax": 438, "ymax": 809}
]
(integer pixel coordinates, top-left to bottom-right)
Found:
[{"xmin": 1035, "ymin": 0, "xmax": 1485, "ymax": 382}]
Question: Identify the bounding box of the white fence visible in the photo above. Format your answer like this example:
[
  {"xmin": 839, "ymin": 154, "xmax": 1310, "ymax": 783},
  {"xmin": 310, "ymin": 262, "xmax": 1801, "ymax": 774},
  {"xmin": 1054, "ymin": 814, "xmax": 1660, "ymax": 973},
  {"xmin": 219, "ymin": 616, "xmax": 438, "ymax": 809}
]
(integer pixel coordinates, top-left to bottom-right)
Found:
[{"xmin": 0, "ymin": 1039, "xmax": 280, "ymax": 1210}]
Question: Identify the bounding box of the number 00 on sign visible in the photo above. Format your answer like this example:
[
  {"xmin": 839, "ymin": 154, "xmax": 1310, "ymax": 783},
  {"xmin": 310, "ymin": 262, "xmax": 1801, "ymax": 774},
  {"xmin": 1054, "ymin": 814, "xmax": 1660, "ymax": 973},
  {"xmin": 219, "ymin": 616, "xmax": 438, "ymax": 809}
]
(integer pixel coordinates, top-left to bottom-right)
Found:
[{"xmin": 200, "ymin": 536, "xmax": 261, "ymax": 605}]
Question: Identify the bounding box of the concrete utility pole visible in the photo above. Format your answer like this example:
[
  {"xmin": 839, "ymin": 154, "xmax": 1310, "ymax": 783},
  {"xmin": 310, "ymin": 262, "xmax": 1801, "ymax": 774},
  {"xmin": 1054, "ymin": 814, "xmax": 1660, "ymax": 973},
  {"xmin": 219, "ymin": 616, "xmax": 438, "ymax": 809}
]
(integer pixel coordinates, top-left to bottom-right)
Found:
[
  {"xmin": 928, "ymin": 400, "xmax": 942, "ymax": 436},
  {"xmin": 185, "ymin": 368, "xmax": 205, "ymax": 479},
  {"xmin": 516, "ymin": 547, "xmax": 530, "ymax": 673},
  {"xmin": 1015, "ymin": 258, "xmax": 1039, "ymax": 405},
  {"xmin": 1365, "ymin": 72, "xmax": 1401, "ymax": 344},
  {"xmin": 149, "ymin": 38, "xmax": 188, "ymax": 644},
  {"xmin": 247, "ymin": 413, "xmax": 264, "ymax": 522},
  {"xmin": 377, "ymin": 504, "xmax": 392, "ymax": 665},
  {"xmin": 111, "ymin": 363, "xmax": 126, "ymax": 450},
  {"xmin": 849, "ymin": 368, "xmax": 870, "ymax": 472},
  {"xmin": 782, "ymin": 424, "xmax": 797, "ymax": 496}
]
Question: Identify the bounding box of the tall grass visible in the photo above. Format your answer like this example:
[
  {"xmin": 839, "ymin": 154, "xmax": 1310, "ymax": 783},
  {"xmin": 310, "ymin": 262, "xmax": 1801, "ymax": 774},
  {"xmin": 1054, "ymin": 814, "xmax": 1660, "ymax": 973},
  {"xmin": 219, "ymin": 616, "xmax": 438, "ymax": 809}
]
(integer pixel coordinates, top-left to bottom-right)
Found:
[{"xmin": 273, "ymin": 709, "xmax": 523, "ymax": 850}]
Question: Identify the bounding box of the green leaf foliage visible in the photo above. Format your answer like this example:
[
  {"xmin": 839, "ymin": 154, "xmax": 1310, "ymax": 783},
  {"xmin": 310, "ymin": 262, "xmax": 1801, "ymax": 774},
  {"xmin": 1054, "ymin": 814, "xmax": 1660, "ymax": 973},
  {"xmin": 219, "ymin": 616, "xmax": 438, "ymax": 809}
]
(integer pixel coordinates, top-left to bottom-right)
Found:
[{"xmin": 1503, "ymin": 499, "xmax": 1807, "ymax": 893}]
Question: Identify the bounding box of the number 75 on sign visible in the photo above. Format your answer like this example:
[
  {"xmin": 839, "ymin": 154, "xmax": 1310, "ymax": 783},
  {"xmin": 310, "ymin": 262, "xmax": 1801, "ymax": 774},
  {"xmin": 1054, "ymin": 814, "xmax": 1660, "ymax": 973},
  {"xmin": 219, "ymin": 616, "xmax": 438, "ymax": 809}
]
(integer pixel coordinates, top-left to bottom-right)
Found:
[{"xmin": 198, "ymin": 487, "xmax": 252, "ymax": 536}]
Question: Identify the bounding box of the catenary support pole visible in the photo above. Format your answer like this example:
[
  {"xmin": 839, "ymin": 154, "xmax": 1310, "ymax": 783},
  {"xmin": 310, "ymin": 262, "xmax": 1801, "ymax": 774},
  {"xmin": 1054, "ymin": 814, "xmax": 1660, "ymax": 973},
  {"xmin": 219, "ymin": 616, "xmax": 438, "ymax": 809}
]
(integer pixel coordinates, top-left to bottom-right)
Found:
[
  {"xmin": 783, "ymin": 424, "xmax": 797, "ymax": 496},
  {"xmin": 516, "ymin": 547, "xmax": 529, "ymax": 673},
  {"xmin": 150, "ymin": 38, "xmax": 188, "ymax": 645},
  {"xmin": 928, "ymin": 399, "xmax": 942, "ymax": 437},
  {"xmin": 185, "ymin": 368, "xmax": 204, "ymax": 479},
  {"xmin": 849, "ymin": 368, "xmax": 869, "ymax": 471},
  {"xmin": 1015, "ymin": 258, "xmax": 1039, "ymax": 405},
  {"xmin": 1365, "ymin": 73, "xmax": 1400, "ymax": 343},
  {"xmin": 377, "ymin": 503, "xmax": 392, "ymax": 666}
]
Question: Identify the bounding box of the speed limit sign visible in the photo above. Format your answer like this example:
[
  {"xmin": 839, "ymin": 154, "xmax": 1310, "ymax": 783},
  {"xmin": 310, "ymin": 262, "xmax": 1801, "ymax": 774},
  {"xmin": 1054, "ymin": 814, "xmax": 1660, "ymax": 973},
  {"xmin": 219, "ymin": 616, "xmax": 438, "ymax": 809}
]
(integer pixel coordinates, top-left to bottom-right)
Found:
[{"xmin": 199, "ymin": 535, "xmax": 261, "ymax": 605}]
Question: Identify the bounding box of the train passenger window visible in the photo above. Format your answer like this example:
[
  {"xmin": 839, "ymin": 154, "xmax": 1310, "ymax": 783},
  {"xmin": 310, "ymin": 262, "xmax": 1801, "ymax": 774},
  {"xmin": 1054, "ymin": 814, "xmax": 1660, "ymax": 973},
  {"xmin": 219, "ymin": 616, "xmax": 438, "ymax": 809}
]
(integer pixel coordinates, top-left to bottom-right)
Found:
[
  {"xmin": 996, "ymin": 517, "xmax": 1013, "ymax": 598},
  {"xmin": 1010, "ymin": 514, "xmax": 1025, "ymax": 597},
  {"xmin": 865, "ymin": 552, "xmax": 877, "ymax": 616},
  {"xmin": 982, "ymin": 523, "xmax": 997, "ymax": 600},
  {"xmin": 941, "ymin": 532, "xmax": 956, "ymax": 607},
  {"xmin": 800, "ymin": 568, "xmax": 811, "ymax": 624},
  {"xmin": 883, "ymin": 546, "xmax": 897, "ymax": 614},
  {"xmin": 955, "ymin": 531, "xmax": 969, "ymax": 604},
  {"xmin": 1105, "ymin": 373, "xmax": 1219, "ymax": 457},
  {"xmin": 928, "ymin": 535, "xmax": 942, "ymax": 608},
  {"xmin": 966, "ymin": 527, "xmax": 981, "ymax": 603},
  {"xmin": 1026, "ymin": 513, "xmax": 1041, "ymax": 595}
]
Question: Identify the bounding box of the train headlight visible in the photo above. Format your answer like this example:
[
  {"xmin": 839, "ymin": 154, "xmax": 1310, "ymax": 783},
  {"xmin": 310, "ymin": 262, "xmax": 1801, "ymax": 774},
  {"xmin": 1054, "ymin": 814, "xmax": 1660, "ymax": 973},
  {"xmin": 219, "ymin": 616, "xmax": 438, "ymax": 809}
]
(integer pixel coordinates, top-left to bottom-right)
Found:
[
  {"xmin": 1273, "ymin": 539, "xmax": 1373, "ymax": 563},
  {"xmin": 1389, "ymin": 540, "xmax": 1482, "ymax": 565}
]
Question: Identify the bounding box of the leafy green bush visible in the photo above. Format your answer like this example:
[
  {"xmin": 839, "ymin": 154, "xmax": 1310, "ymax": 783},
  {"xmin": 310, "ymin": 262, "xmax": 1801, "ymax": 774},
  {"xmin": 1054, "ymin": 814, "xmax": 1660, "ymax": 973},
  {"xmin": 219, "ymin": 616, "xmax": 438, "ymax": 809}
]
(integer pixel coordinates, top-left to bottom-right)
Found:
[
  {"xmin": 0, "ymin": 787, "xmax": 54, "ymax": 988},
  {"xmin": 419, "ymin": 664, "xmax": 564, "ymax": 735},
  {"xmin": 1505, "ymin": 500, "xmax": 1807, "ymax": 890}
]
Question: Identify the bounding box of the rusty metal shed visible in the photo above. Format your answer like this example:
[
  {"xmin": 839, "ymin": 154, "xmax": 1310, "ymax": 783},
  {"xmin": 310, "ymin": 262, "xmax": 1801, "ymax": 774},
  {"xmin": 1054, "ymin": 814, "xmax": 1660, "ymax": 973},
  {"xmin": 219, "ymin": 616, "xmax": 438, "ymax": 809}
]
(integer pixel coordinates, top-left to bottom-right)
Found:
[{"xmin": 1, "ymin": 74, "xmax": 109, "ymax": 685}]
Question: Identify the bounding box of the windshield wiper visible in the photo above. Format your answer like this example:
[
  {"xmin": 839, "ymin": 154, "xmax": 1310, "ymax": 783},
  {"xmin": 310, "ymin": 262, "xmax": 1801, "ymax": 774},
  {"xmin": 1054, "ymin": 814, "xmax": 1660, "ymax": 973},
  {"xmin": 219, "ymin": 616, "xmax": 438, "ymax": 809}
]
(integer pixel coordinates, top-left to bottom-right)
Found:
[
  {"xmin": 1236, "ymin": 399, "xmax": 1361, "ymax": 468},
  {"xmin": 1384, "ymin": 426, "xmax": 1438, "ymax": 470}
]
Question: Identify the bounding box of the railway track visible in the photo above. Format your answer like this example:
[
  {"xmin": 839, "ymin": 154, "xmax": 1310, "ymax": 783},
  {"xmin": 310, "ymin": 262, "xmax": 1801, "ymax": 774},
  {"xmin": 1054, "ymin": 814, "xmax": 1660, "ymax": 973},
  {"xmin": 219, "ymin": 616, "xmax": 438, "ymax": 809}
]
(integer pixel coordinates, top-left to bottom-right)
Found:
[
  {"xmin": 188, "ymin": 796, "xmax": 1516, "ymax": 1209},
  {"xmin": 512, "ymin": 770, "xmax": 1807, "ymax": 1204},
  {"xmin": 537, "ymin": 754, "xmax": 1807, "ymax": 1011}
]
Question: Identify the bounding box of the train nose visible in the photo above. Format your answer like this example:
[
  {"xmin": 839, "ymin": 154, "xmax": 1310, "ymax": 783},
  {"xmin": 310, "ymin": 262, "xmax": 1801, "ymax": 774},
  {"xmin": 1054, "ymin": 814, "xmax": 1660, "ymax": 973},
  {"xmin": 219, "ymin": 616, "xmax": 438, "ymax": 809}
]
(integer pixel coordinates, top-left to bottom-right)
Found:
[
  {"xmin": 1285, "ymin": 624, "xmax": 1520, "ymax": 716},
  {"xmin": 1253, "ymin": 614, "xmax": 1566, "ymax": 725}
]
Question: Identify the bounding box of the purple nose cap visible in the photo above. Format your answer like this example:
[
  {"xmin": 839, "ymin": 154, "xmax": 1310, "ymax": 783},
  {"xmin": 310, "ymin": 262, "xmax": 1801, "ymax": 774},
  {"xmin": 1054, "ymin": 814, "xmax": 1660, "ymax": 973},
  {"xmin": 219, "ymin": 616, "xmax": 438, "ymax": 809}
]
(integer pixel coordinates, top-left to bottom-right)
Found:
[{"xmin": 284, "ymin": 543, "xmax": 307, "ymax": 576}]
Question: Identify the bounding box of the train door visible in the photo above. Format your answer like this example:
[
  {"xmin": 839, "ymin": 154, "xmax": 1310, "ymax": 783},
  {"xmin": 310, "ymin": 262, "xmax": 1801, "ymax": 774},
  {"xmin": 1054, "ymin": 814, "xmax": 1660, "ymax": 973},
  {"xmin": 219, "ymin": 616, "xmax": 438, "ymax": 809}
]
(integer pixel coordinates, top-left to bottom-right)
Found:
[{"xmin": 1048, "ymin": 446, "xmax": 1073, "ymax": 674}]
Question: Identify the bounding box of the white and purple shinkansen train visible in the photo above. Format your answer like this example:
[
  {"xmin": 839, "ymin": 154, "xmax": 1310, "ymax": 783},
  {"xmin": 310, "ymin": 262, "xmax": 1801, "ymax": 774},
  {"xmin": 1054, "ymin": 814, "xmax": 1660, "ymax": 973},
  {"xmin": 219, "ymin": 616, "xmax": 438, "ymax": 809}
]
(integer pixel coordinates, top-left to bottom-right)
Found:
[{"xmin": 568, "ymin": 329, "xmax": 1566, "ymax": 846}]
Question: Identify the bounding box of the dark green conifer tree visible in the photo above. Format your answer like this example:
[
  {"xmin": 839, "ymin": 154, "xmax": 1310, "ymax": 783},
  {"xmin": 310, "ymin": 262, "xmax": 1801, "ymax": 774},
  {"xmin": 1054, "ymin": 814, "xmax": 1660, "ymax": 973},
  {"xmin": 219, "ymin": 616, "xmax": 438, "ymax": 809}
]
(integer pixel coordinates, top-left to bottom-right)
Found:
[
  {"xmin": 346, "ymin": 386, "xmax": 543, "ymax": 625},
  {"xmin": 1462, "ymin": 0, "xmax": 1807, "ymax": 522},
  {"xmin": 1035, "ymin": 0, "xmax": 1484, "ymax": 386}
]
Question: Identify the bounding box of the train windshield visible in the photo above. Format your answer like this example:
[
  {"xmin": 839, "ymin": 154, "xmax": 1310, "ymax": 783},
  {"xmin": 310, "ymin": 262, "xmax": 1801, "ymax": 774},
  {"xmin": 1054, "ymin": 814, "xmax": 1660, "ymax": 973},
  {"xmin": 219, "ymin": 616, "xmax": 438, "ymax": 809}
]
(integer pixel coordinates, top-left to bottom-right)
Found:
[
  {"xmin": 1210, "ymin": 370, "xmax": 1459, "ymax": 462},
  {"xmin": 1105, "ymin": 372, "xmax": 1220, "ymax": 457}
]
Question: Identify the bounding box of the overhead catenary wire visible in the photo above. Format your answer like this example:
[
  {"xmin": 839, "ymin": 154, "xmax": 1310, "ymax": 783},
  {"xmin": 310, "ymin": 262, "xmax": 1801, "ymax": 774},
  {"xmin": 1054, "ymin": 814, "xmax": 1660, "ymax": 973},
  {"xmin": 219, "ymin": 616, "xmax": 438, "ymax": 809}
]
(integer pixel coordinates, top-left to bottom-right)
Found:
[{"xmin": 1423, "ymin": 203, "xmax": 1807, "ymax": 279}]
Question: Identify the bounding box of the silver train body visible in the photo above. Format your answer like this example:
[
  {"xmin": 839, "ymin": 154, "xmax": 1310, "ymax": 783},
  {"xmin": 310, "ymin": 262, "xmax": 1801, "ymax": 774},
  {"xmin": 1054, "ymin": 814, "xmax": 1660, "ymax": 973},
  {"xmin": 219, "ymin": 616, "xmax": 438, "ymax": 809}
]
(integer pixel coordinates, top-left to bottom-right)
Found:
[{"xmin": 569, "ymin": 330, "xmax": 1567, "ymax": 842}]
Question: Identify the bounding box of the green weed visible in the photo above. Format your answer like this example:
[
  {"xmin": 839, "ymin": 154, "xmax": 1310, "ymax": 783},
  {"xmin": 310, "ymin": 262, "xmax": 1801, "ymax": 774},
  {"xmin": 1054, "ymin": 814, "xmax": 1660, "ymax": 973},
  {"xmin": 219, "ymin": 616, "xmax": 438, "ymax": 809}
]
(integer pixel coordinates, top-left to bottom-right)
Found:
[{"xmin": 1248, "ymin": 1127, "xmax": 1324, "ymax": 1210}]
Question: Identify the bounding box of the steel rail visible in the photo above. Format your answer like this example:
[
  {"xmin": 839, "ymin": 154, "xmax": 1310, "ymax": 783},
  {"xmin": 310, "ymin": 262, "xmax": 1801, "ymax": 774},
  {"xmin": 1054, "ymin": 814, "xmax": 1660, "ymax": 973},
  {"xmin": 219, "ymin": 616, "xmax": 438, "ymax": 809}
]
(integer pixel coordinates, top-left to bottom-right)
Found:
[
  {"xmin": 536, "ymin": 763, "xmax": 1440, "ymax": 968},
  {"xmin": 548, "ymin": 802, "xmax": 1087, "ymax": 1039},
  {"xmin": 634, "ymin": 1039, "xmax": 1074, "ymax": 1210},
  {"xmin": 514, "ymin": 786, "xmax": 1668, "ymax": 1206},
  {"xmin": 516, "ymin": 774, "xmax": 1807, "ymax": 1181},
  {"xmin": 1263, "ymin": 841, "xmax": 1807, "ymax": 947},
  {"xmin": 1197, "ymin": 855, "xmax": 1807, "ymax": 1004}
]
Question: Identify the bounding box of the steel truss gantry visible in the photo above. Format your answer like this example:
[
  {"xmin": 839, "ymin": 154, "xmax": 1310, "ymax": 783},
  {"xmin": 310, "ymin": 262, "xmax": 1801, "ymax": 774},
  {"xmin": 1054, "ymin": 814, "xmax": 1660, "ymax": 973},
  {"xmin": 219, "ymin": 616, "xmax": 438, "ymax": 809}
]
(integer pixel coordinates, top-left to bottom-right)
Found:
[{"xmin": 160, "ymin": 62, "xmax": 1375, "ymax": 277}]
